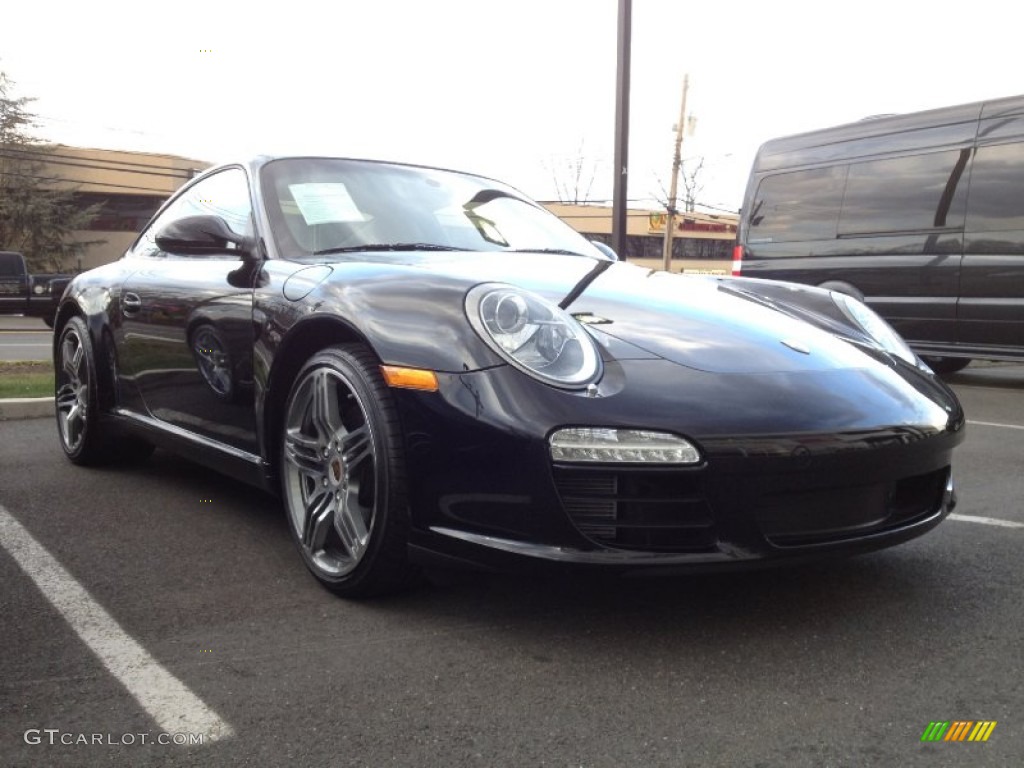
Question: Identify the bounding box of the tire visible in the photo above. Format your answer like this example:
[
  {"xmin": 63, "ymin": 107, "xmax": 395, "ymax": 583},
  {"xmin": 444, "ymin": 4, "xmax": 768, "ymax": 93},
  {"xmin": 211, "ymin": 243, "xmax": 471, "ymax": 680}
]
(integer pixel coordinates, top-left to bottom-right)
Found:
[
  {"xmin": 279, "ymin": 344, "xmax": 411, "ymax": 597},
  {"xmin": 56, "ymin": 316, "xmax": 154, "ymax": 465},
  {"xmin": 55, "ymin": 316, "xmax": 107, "ymax": 464},
  {"xmin": 923, "ymin": 356, "xmax": 971, "ymax": 375}
]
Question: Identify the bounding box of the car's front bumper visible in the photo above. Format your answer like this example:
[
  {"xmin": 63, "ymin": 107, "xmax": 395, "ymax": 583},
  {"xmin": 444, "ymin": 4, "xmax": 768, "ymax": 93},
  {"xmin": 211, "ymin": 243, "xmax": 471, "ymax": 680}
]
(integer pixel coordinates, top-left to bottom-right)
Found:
[{"xmin": 393, "ymin": 359, "xmax": 965, "ymax": 573}]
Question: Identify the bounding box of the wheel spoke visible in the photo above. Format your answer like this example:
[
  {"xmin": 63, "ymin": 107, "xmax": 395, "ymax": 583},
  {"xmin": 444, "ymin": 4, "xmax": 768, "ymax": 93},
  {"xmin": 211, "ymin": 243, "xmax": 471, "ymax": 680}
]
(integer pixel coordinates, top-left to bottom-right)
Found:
[
  {"xmin": 340, "ymin": 425, "xmax": 372, "ymax": 477},
  {"xmin": 284, "ymin": 429, "xmax": 324, "ymax": 478},
  {"xmin": 311, "ymin": 370, "xmax": 341, "ymax": 442},
  {"xmin": 56, "ymin": 384, "xmax": 78, "ymax": 409},
  {"xmin": 303, "ymin": 490, "xmax": 334, "ymax": 551},
  {"xmin": 58, "ymin": 393, "xmax": 84, "ymax": 447},
  {"xmin": 334, "ymin": 493, "xmax": 369, "ymax": 559},
  {"xmin": 71, "ymin": 339, "xmax": 84, "ymax": 375},
  {"xmin": 61, "ymin": 335, "xmax": 81, "ymax": 380}
]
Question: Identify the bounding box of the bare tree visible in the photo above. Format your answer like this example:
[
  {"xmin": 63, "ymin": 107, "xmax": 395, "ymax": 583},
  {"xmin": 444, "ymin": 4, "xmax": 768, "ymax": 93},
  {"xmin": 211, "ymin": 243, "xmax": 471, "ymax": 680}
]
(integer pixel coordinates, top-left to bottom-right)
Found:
[
  {"xmin": 652, "ymin": 155, "xmax": 706, "ymax": 213},
  {"xmin": 679, "ymin": 156, "xmax": 705, "ymax": 213},
  {"xmin": 545, "ymin": 140, "xmax": 600, "ymax": 204}
]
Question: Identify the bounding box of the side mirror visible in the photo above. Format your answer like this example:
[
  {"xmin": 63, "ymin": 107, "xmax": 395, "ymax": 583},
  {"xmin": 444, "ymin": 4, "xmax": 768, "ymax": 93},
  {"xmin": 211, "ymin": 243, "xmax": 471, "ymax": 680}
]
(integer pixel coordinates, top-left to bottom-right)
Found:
[
  {"xmin": 156, "ymin": 215, "xmax": 255, "ymax": 257},
  {"xmin": 591, "ymin": 240, "xmax": 619, "ymax": 261}
]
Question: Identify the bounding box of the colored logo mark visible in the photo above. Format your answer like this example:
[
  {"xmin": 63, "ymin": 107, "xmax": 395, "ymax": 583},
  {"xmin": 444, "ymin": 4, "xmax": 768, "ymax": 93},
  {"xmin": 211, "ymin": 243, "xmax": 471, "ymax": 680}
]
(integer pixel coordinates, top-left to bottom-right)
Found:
[{"xmin": 921, "ymin": 721, "xmax": 997, "ymax": 742}]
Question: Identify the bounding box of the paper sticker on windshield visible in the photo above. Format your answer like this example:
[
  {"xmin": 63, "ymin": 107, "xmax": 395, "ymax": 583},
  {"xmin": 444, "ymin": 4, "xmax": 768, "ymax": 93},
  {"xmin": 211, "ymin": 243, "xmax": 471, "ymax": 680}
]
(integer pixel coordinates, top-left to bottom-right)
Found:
[{"xmin": 289, "ymin": 183, "xmax": 366, "ymax": 224}]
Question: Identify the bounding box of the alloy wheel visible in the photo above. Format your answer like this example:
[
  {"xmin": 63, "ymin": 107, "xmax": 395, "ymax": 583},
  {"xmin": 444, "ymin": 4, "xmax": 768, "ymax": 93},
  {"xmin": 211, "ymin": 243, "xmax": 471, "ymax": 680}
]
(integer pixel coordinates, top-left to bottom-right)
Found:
[
  {"xmin": 282, "ymin": 365, "xmax": 379, "ymax": 578},
  {"xmin": 56, "ymin": 325, "xmax": 89, "ymax": 453}
]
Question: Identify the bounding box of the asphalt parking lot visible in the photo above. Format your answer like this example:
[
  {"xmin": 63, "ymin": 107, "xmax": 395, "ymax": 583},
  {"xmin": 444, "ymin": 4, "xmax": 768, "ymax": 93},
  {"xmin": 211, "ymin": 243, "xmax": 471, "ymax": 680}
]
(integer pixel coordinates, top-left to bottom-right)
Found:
[{"xmin": 1, "ymin": 360, "xmax": 1022, "ymax": 767}]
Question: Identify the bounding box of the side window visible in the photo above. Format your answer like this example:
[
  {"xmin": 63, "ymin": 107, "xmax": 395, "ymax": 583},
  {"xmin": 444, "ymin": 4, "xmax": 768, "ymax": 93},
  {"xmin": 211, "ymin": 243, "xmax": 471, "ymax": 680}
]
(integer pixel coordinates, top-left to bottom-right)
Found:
[
  {"xmin": 133, "ymin": 168, "xmax": 253, "ymax": 258},
  {"xmin": 965, "ymin": 141, "xmax": 1024, "ymax": 232},
  {"xmin": 748, "ymin": 166, "xmax": 846, "ymax": 243},
  {"xmin": 0, "ymin": 253, "xmax": 23, "ymax": 276},
  {"xmin": 838, "ymin": 149, "xmax": 970, "ymax": 235}
]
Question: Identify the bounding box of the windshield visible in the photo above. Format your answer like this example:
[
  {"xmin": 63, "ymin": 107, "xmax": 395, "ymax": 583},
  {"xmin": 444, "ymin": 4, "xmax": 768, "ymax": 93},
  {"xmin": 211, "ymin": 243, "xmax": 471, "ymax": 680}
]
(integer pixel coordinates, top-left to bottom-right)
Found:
[{"xmin": 260, "ymin": 158, "xmax": 606, "ymax": 261}]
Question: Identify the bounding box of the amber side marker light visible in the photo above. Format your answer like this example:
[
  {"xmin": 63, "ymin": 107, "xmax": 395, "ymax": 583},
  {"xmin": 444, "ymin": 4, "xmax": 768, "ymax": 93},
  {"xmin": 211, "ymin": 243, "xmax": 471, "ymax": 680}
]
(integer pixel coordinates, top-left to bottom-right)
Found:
[{"xmin": 380, "ymin": 365, "xmax": 439, "ymax": 392}]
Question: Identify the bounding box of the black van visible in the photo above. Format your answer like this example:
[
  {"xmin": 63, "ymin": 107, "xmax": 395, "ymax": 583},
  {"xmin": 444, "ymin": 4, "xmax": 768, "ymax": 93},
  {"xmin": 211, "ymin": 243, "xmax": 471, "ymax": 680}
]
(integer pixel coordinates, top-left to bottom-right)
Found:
[{"xmin": 733, "ymin": 94, "xmax": 1024, "ymax": 372}]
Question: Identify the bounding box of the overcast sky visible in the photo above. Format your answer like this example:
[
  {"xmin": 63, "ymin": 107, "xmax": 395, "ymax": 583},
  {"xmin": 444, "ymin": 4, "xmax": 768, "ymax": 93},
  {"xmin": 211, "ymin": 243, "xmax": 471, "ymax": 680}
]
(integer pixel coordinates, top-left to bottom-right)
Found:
[{"xmin": 3, "ymin": 0, "xmax": 1021, "ymax": 212}]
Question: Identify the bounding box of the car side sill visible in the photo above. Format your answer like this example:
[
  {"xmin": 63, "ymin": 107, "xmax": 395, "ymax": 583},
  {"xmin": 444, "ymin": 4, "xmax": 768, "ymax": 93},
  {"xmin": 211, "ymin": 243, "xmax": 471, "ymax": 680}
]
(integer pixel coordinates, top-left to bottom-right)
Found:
[{"xmin": 112, "ymin": 408, "xmax": 272, "ymax": 490}]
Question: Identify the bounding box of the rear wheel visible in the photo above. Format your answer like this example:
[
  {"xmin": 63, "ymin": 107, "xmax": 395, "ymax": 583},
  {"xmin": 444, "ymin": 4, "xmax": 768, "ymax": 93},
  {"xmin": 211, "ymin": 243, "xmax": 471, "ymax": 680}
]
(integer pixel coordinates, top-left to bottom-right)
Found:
[
  {"xmin": 55, "ymin": 317, "xmax": 112, "ymax": 464},
  {"xmin": 55, "ymin": 316, "xmax": 153, "ymax": 465},
  {"xmin": 280, "ymin": 344, "xmax": 411, "ymax": 597}
]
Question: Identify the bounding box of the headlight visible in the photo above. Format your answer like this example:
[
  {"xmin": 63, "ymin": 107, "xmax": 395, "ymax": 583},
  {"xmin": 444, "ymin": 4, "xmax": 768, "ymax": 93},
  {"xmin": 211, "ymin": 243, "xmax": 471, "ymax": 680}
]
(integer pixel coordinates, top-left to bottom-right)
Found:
[
  {"xmin": 33, "ymin": 284, "xmax": 46, "ymax": 295},
  {"xmin": 466, "ymin": 283, "xmax": 601, "ymax": 388},
  {"xmin": 832, "ymin": 292, "xmax": 916, "ymax": 365}
]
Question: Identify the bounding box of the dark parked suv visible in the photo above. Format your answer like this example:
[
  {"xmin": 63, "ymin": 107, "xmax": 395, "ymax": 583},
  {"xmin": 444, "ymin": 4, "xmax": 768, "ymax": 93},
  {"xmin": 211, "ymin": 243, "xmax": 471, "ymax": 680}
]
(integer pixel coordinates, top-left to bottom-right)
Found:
[
  {"xmin": 733, "ymin": 94, "xmax": 1024, "ymax": 373},
  {"xmin": 0, "ymin": 251, "xmax": 72, "ymax": 327}
]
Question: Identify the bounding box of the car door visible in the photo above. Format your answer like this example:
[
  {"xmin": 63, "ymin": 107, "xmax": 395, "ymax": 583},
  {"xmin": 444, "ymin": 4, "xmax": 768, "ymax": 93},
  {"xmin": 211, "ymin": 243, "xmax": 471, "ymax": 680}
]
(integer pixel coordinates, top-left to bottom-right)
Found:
[
  {"xmin": 961, "ymin": 131, "xmax": 1024, "ymax": 353},
  {"xmin": 118, "ymin": 167, "xmax": 259, "ymax": 453}
]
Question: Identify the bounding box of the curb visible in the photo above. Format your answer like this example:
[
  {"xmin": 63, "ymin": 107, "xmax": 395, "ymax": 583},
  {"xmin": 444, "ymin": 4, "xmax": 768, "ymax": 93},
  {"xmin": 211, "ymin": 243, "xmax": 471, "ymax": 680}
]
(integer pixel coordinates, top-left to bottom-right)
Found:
[{"xmin": 0, "ymin": 397, "xmax": 54, "ymax": 421}]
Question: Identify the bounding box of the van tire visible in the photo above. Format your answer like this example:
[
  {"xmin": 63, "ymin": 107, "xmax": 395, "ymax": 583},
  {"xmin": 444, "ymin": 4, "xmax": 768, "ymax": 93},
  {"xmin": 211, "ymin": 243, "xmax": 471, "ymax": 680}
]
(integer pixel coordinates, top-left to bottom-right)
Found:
[{"xmin": 923, "ymin": 356, "xmax": 971, "ymax": 375}]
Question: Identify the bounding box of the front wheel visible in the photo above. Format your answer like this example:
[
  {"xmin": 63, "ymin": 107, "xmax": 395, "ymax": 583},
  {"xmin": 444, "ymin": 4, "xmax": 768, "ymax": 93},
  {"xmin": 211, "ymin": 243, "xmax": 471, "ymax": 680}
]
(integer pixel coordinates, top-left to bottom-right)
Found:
[{"xmin": 280, "ymin": 344, "xmax": 412, "ymax": 597}]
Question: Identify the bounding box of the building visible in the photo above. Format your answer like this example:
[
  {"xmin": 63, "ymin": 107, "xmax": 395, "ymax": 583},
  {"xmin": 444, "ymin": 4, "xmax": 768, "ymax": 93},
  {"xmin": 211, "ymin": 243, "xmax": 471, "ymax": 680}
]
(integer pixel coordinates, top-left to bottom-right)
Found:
[
  {"xmin": 33, "ymin": 146, "xmax": 210, "ymax": 270},
  {"xmin": 543, "ymin": 202, "xmax": 736, "ymax": 273}
]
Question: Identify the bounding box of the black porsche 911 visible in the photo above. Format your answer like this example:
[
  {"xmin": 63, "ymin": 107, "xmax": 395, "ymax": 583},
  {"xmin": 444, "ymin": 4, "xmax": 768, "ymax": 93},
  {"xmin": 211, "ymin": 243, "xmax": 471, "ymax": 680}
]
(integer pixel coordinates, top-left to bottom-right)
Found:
[{"xmin": 53, "ymin": 156, "xmax": 965, "ymax": 597}]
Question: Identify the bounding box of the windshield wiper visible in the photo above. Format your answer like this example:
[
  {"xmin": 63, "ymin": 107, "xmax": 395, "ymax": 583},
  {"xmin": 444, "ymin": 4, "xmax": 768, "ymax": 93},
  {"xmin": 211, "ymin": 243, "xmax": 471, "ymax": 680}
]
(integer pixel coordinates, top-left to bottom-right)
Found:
[{"xmin": 312, "ymin": 243, "xmax": 467, "ymax": 256}]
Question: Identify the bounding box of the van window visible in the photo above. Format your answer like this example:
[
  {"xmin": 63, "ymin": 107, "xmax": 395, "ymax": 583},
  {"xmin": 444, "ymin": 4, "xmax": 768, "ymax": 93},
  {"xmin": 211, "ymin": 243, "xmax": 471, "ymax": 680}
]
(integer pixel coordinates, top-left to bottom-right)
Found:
[
  {"xmin": 838, "ymin": 150, "xmax": 969, "ymax": 235},
  {"xmin": 748, "ymin": 166, "xmax": 845, "ymax": 243},
  {"xmin": 966, "ymin": 142, "xmax": 1024, "ymax": 231}
]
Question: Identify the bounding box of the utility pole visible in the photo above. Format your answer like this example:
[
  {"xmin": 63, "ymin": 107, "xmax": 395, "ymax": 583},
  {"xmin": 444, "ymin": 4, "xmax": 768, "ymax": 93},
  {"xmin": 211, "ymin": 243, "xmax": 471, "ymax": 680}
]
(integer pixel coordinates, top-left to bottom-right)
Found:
[
  {"xmin": 662, "ymin": 75, "xmax": 690, "ymax": 272},
  {"xmin": 611, "ymin": 0, "xmax": 631, "ymax": 259}
]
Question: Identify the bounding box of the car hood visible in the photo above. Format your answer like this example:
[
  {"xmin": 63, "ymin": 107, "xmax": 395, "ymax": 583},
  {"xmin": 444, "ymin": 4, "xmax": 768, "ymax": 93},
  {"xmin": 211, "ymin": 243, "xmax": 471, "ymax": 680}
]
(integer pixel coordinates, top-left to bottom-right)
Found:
[{"xmin": 398, "ymin": 252, "xmax": 880, "ymax": 374}]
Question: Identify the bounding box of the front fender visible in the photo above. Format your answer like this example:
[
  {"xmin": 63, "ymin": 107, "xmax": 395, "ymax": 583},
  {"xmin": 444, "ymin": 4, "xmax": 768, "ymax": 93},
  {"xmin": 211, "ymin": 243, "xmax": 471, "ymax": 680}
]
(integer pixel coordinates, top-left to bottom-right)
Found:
[{"xmin": 300, "ymin": 270, "xmax": 505, "ymax": 373}]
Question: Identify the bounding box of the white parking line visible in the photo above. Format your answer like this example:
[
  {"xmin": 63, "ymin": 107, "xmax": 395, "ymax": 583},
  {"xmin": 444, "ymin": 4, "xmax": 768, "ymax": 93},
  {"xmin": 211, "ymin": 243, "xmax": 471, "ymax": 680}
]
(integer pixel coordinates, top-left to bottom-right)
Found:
[
  {"xmin": 950, "ymin": 513, "xmax": 1024, "ymax": 529},
  {"xmin": 967, "ymin": 419, "xmax": 1024, "ymax": 431},
  {"xmin": 0, "ymin": 504, "xmax": 233, "ymax": 743}
]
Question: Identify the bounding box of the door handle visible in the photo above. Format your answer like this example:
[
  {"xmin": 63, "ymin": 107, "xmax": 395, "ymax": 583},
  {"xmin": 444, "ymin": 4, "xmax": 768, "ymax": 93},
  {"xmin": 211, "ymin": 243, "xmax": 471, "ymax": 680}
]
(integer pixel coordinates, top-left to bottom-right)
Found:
[{"xmin": 122, "ymin": 292, "xmax": 142, "ymax": 316}]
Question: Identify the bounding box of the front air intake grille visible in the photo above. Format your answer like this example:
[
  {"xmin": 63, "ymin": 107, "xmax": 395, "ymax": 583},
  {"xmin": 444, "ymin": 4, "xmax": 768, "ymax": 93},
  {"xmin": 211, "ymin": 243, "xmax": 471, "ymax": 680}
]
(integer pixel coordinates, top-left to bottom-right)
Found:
[
  {"xmin": 553, "ymin": 469, "xmax": 715, "ymax": 551},
  {"xmin": 757, "ymin": 467, "xmax": 949, "ymax": 547}
]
